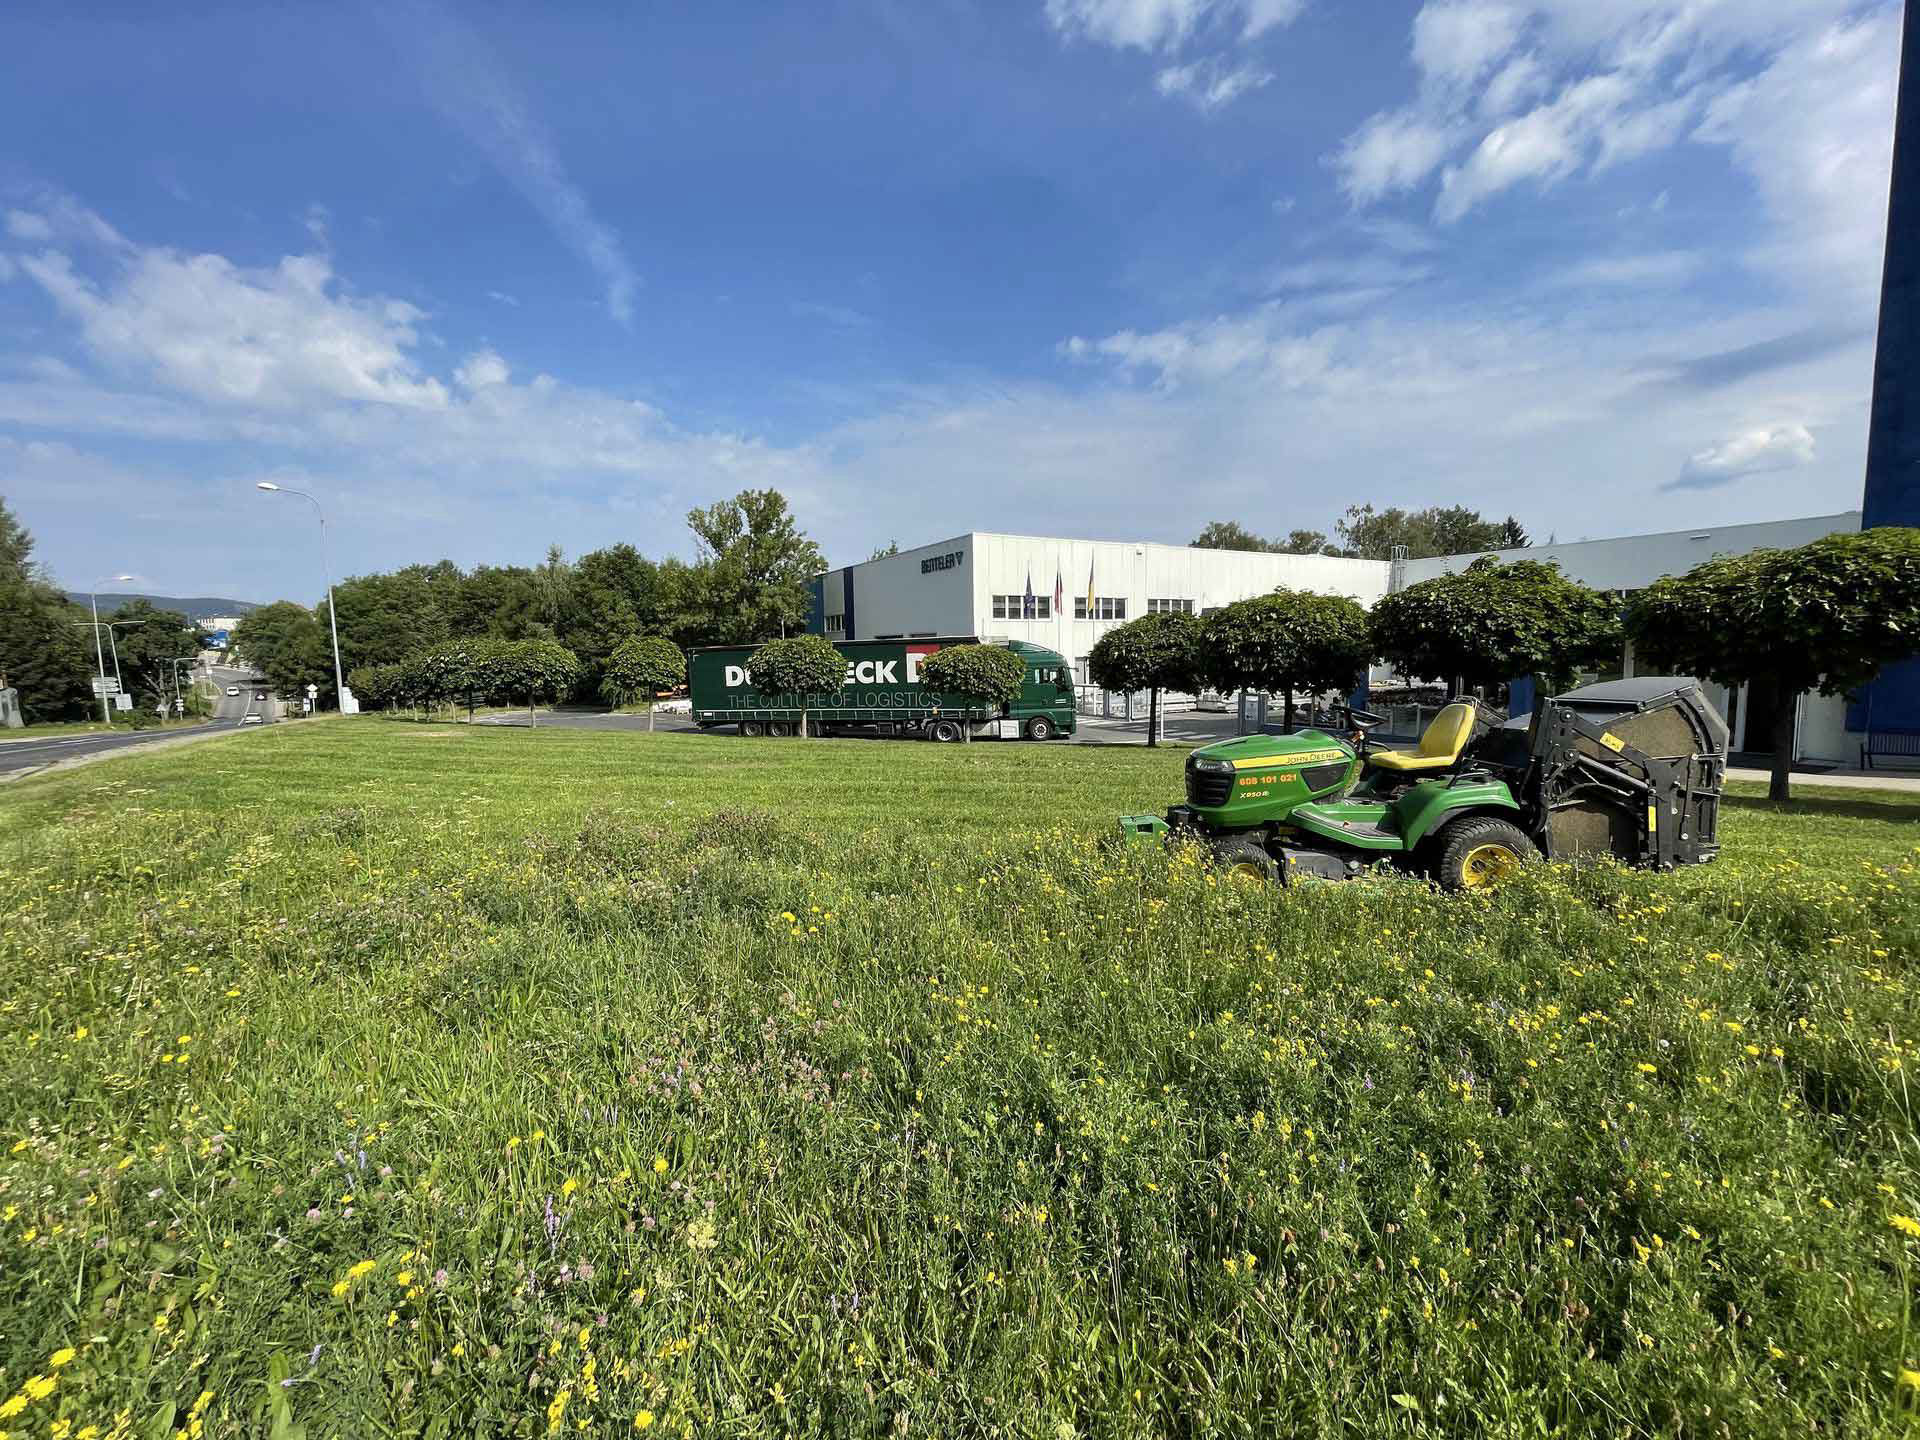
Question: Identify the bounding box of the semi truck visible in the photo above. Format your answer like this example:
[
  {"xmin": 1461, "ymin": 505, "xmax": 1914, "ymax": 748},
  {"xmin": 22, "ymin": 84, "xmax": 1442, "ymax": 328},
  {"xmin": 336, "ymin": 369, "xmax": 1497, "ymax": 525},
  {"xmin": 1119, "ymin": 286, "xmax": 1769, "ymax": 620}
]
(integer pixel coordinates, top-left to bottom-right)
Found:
[{"xmin": 688, "ymin": 637, "xmax": 1077, "ymax": 741}]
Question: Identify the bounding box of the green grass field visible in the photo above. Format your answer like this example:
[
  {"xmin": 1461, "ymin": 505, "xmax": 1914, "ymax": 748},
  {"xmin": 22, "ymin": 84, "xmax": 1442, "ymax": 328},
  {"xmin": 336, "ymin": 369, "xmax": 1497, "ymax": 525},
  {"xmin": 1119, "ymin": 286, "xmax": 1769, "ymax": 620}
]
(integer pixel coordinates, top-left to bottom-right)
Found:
[{"xmin": 1, "ymin": 724, "xmax": 1917, "ymax": 1438}]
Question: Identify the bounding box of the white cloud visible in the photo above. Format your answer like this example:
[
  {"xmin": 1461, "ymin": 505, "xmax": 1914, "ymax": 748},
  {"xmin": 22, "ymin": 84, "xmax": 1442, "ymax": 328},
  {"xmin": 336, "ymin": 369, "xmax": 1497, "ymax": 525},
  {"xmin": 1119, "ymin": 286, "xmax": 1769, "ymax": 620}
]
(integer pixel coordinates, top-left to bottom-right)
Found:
[
  {"xmin": 486, "ymin": 289, "xmax": 520, "ymax": 306},
  {"xmin": 455, "ymin": 349, "xmax": 510, "ymax": 390},
  {"xmin": 0, "ymin": 255, "xmax": 14, "ymax": 283},
  {"xmin": 1042, "ymin": 0, "xmax": 1302, "ymax": 52},
  {"xmin": 1479, "ymin": 53, "xmax": 1548, "ymax": 116},
  {"xmin": 1155, "ymin": 57, "xmax": 1273, "ymax": 112},
  {"xmin": 17, "ymin": 239, "xmax": 449, "ymax": 410},
  {"xmin": 1435, "ymin": 72, "xmax": 1633, "ymax": 221},
  {"xmin": 5, "ymin": 210, "xmax": 53, "ymax": 242},
  {"xmin": 1412, "ymin": 1, "xmax": 1522, "ymax": 86},
  {"xmin": 1333, "ymin": 110, "xmax": 1455, "ymax": 204},
  {"xmin": 1694, "ymin": 11, "xmax": 1898, "ymax": 308},
  {"xmin": 1671, "ymin": 422, "xmax": 1816, "ymax": 488},
  {"xmin": 1547, "ymin": 250, "xmax": 1702, "ymax": 288},
  {"xmin": 380, "ymin": 0, "xmax": 639, "ymax": 327},
  {"xmin": 1334, "ymin": 0, "xmax": 1879, "ymax": 234}
]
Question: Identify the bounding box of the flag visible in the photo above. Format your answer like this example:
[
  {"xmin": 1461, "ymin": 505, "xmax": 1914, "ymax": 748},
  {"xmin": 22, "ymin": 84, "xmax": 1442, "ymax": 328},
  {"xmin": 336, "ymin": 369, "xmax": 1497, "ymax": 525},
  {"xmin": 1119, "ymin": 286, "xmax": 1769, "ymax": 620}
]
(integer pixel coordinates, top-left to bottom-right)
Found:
[
  {"xmin": 1024, "ymin": 571, "xmax": 1035, "ymax": 619},
  {"xmin": 1086, "ymin": 558, "xmax": 1096, "ymax": 616},
  {"xmin": 1054, "ymin": 565, "xmax": 1064, "ymax": 615}
]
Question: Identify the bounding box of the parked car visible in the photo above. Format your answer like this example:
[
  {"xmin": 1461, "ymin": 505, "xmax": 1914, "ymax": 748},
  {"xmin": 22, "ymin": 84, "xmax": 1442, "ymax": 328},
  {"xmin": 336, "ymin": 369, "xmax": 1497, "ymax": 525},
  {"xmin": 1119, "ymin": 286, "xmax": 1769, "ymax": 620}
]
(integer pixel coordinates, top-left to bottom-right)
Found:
[
  {"xmin": 241, "ymin": 713, "xmax": 263, "ymax": 725},
  {"xmin": 226, "ymin": 686, "xmax": 240, "ymax": 696},
  {"xmin": 1193, "ymin": 690, "xmax": 1230, "ymax": 713}
]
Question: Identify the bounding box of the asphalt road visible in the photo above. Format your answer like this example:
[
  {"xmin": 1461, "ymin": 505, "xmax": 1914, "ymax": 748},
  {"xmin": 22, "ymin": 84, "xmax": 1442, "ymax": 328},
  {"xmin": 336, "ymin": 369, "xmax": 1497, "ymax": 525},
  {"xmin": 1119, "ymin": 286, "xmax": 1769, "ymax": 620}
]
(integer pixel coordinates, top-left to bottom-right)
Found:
[{"xmin": 0, "ymin": 663, "xmax": 274, "ymax": 778}]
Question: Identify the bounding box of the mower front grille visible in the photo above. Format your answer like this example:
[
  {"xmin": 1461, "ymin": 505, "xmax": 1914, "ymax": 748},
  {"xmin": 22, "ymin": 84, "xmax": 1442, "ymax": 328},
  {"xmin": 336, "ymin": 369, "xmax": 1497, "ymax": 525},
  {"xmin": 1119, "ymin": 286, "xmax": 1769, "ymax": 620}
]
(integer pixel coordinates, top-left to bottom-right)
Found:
[{"xmin": 1185, "ymin": 761, "xmax": 1234, "ymax": 808}]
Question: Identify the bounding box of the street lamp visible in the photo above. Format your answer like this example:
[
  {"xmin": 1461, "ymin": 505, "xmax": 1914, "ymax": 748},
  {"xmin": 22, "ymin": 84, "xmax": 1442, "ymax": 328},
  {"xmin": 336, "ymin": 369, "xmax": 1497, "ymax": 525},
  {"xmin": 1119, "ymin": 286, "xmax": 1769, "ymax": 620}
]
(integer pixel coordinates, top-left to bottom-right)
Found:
[
  {"xmin": 168, "ymin": 656, "xmax": 202, "ymax": 720},
  {"xmin": 256, "ymin": 482, "xmax": 347, "ymax": 712},
  {"xmin": 88, "ymin": 574, "xmax": 135, "ymax": 724}
]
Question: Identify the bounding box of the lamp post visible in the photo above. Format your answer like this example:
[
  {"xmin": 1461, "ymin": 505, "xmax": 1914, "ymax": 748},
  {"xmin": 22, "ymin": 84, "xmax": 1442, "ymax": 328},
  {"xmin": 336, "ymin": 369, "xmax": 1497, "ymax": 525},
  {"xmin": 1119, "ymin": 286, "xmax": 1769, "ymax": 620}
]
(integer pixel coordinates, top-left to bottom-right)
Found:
[
  {"xmin": 256, "ymin": 483, "xmax": 346, "ymax": 712},
  {"xmin": 88, "ymin": 574, "xmax": 135, "ymax": 724}
]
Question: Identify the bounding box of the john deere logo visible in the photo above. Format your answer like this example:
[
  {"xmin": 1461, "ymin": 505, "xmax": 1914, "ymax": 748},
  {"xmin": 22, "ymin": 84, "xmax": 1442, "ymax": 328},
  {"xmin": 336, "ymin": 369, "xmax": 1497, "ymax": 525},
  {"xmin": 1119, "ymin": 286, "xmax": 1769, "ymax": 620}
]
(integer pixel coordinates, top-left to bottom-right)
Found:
[{"xmin": 921, "ymin": 549, "xmax": 964, "ymax": 574}]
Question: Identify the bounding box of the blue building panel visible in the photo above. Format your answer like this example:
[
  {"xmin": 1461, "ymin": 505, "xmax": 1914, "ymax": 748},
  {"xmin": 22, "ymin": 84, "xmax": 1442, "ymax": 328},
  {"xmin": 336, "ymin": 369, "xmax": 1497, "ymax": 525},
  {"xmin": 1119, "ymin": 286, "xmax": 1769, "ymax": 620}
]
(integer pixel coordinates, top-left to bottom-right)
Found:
[{"xmin": 1853, "ymin": 0, "xmax": 1920, "ymax": 736}]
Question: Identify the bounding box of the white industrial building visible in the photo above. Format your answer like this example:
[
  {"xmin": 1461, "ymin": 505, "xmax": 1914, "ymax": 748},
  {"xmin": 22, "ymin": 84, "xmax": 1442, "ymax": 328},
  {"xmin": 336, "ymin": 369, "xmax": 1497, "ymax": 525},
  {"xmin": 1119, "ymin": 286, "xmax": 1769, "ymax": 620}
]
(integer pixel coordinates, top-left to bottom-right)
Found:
[{"xmin": 808, "ymin": 510, "xmax": 1867, "ymax": 765}]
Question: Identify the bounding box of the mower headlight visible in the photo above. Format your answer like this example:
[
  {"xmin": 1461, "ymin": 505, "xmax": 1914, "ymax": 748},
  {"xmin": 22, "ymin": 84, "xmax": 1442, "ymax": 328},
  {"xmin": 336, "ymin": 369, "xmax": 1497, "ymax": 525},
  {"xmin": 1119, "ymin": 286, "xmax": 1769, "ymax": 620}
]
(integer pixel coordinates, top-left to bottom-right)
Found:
[{"xmin": 1191, "ymin": 756, "xmax": 1233, "ymax": 774}]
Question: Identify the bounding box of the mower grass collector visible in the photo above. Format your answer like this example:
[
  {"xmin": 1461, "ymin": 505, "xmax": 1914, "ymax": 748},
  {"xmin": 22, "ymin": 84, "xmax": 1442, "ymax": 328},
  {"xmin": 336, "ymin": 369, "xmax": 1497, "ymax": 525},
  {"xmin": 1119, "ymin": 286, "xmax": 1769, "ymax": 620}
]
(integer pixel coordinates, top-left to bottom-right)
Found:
[{"xmin": 1120, "ymin": 678, "xmax": 1728, "ymax": 890}]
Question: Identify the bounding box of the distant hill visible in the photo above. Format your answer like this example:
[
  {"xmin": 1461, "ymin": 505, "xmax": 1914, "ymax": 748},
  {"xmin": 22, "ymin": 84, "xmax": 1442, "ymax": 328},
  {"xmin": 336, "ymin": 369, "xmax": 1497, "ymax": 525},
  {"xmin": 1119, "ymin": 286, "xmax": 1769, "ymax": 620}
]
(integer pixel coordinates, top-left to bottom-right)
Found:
[{"xmin": 65, "ymin": 593, "xmax": 260, "ymax": 623}]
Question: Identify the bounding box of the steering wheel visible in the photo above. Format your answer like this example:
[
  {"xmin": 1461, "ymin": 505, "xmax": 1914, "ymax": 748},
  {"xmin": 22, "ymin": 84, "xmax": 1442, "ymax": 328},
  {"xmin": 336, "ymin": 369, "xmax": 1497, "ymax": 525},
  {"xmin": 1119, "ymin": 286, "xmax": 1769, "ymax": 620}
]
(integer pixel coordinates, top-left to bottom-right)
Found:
[{"xmin": 1343, "ymin": 705, "xmax": 1386, "ymax": 730}]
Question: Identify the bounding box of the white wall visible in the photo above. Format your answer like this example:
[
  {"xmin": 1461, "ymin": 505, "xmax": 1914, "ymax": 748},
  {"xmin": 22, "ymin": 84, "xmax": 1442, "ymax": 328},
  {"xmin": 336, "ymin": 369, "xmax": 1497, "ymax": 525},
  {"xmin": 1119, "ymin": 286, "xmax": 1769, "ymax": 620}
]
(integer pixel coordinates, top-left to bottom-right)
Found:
[{"xmin": 966, "ymin": 532, "xmax": 1387, "ymax": 678}]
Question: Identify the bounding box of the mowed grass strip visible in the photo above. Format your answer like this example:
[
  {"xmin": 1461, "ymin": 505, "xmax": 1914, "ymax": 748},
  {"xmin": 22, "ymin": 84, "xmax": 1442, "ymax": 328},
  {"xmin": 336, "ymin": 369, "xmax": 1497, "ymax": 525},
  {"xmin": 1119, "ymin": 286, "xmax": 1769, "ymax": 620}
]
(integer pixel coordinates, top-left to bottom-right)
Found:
[{"xmin": 0, "ymin": 723, "xmax": 1917, "ymax": 1438}]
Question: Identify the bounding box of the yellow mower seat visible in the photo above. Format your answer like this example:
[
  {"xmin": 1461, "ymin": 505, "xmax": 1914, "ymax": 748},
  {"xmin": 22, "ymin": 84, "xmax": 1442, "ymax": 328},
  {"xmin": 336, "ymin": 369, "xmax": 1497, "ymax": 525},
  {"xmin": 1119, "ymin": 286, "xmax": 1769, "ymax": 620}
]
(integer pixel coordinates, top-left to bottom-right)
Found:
[{"xmin": 1366, "ymin": 701, "xmax": 1477, "ymax": 773}]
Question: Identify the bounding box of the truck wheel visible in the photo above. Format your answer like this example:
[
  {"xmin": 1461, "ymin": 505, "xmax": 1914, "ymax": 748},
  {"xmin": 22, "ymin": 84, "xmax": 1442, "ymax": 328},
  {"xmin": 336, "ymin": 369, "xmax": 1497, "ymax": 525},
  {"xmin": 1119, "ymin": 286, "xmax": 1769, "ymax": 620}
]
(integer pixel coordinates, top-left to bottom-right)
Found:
[
  {"xmin": 1433, "ymin": 817, "xmax": 1537, "ymax": 892},
  {"xmin": 930, "ymin": 718, "xmax": 963, "ymax": 743},
  {"xmin": 769, "ymin": 720, "xmax": 794, "ymax": 737},
  {"xmin": 1211, "ymin": 836, "xmax": 1278, "ymax": 885},
  {"xmin": 1024, "ymin": 715, "xmax": 1056, "ymax": 741},
  {"xmin": 740, "ymin": 720, "xmax": 766, "ymax": 737}
]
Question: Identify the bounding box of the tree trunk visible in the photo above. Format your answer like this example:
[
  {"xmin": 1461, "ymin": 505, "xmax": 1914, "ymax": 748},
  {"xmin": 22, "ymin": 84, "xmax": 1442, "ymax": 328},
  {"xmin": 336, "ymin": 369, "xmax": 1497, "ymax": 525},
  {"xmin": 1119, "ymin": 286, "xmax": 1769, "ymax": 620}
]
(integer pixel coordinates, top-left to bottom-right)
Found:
[
  {"xmin": 1148, "ymin": 686, "xmax": 1160, "ymax": 747},
  {"xmin": 801, "ymin": 709, "xmax": 809, "ymax": 738},
  {"xmin": 648, "ymin": 702, "xmax": 657, "ymax": 732},
  {"xmin": 1770, "ymin": 699, "xmax": 1795, "ymax": 803},
  {"xmin": 529, "ymin": 691, "xmax": 537, "ymax": 728},
  {"xmin": 1283, "ymin": 689, "xmax": 1296, "ymax": 731}
]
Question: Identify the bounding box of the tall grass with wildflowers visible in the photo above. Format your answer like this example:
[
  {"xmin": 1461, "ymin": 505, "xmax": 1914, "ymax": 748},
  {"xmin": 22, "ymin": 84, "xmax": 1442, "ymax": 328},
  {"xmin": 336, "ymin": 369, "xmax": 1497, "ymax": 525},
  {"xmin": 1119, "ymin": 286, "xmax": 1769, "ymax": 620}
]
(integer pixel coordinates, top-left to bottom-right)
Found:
[{"xmin": 0, "ymin": 725, "xmax": 1916, "ymax": 1437}]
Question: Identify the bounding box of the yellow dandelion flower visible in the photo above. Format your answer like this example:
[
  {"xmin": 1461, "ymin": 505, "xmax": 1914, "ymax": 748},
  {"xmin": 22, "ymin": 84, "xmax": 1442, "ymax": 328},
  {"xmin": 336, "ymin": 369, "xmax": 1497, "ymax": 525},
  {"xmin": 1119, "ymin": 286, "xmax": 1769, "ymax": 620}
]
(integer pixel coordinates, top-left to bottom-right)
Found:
[
  {"xmin": 1891, "ymin": 1214, "xmax": 1920, "ymax": 1239},
  {"xmin": 561, "ymin": 1177, "xmax": 579, "ymax": 1198},
  {"xmin": 653, "ymin": 1155, "xmax": 669, "ymax": 1174},
  {"xmin": 633, "ymin": 1412, "xmax": 655, "ymax": 1431},
  {"xmin": 49, "ymin": 1348, "xmax": 76, "ymax": 1368}
]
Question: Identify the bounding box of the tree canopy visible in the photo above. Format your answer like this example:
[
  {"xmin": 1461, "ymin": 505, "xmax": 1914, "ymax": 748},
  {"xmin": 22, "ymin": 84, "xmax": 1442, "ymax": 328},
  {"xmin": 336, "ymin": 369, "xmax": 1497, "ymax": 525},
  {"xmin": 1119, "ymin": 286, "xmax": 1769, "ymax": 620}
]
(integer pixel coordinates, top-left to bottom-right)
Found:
[
  {"xmin": 686, "ymin": 490, "xmax": 826, "ymax": 645},
  {"xmin": 601, "ymin": 635, "xmax": 686, "ymax": 710},
  {"xmin": 232, "ymin": 602, "xmax": 332, "ymax": 705},
  {"xmin": 1199, "ymin": 590, "xmax": 1371, "ymax": 729},
  {"xmin": 100, "ymin": 599, "xmax": 204, "ymax": 711},
  {"xmin": 746, "ymin": 633, "xmax": 845, "ymax": 735},
  {"xmin": 1191, "ymin": 521, "xmax": 1332, "ymax": 555},
  {"xmin": 1627, "ymin": 529, "xmax": 1920, "ymax": 799},
  {"xmin": 1335, "ymin": 505, "xmax": 1521, "ymax": 560},
  {"xmin": 0, "ymin": 496, "xmax": 93, "ymax": 722},
  {"xmin": 919, "ymin": 644, "xmax": 1025, "ymax": 712},
  {"xmin": 1369, "ymin": 557, "xmax": 1619, "ymax": 696},
  {"xmin": 1086, "ymin": 612, "xmax": 1203, "ymax": 746}
]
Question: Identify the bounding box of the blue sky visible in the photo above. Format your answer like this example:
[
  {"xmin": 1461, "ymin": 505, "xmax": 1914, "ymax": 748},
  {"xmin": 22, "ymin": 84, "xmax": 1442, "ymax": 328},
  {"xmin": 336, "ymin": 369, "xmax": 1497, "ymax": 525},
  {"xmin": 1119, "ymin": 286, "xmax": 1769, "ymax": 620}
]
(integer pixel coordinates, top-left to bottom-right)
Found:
[{"xmin": 0, "ymin": 0, "xmax": 1899, "ymax": 604}]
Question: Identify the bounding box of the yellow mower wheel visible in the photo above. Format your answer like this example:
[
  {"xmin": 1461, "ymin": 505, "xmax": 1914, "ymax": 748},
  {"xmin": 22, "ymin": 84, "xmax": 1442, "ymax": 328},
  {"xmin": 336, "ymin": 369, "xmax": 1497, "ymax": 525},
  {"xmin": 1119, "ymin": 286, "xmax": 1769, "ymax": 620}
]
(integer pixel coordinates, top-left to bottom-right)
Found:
[{"xmin": 1434, "ymin": 817, "xmax": 1537, "ymax": 892}]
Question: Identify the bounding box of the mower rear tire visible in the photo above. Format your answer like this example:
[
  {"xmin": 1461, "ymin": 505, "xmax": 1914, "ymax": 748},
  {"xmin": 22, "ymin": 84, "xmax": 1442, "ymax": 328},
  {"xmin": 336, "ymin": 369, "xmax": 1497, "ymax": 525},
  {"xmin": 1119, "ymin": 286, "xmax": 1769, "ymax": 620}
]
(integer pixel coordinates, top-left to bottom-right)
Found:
[
  {"xmin": 1433, "ymin": 816, "xmax": 1537, "ymax": 892},
  {"xmin": 1211, "ymin": 836, "xmax": 1278, "ymax": 885}
]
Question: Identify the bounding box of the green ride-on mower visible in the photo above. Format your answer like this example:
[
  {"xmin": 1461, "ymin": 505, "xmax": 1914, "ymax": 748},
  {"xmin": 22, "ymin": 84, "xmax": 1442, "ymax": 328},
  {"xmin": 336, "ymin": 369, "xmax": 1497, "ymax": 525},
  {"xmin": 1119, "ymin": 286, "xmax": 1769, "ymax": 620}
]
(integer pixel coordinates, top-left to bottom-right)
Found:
[{"xmin": 1120, "ymin": 678, "xmax": 1728, "ymax": 890}]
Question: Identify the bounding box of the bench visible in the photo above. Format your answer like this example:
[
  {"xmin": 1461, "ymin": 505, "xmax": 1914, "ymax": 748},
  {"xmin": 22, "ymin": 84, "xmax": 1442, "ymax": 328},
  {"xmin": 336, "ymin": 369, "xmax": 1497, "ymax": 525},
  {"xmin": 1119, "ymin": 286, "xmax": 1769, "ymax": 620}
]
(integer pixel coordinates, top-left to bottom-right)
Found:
[{"xmin": 1861, "ymin": 732, "xmax": 1920, "ymax": 770}]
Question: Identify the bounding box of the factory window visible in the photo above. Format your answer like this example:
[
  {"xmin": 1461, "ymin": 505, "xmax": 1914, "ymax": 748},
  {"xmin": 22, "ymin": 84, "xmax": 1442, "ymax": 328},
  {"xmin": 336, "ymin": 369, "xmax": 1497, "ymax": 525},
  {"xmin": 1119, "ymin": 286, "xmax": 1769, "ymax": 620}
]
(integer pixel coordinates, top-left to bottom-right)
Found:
[
  {"xmin": 1148, "ymin": 598, "xmax": 1195, "ymax": 615},
  {"xmin": 992, "ymin": 594, "xmax": 1051, "ymax": 620},
  {"xmin": 1075, "ymin": 597, "xmax": 1129, "ymax": 621},
  {"xmin": 824, "ymin": 613, "xmax": 845, "ymax": 635}
]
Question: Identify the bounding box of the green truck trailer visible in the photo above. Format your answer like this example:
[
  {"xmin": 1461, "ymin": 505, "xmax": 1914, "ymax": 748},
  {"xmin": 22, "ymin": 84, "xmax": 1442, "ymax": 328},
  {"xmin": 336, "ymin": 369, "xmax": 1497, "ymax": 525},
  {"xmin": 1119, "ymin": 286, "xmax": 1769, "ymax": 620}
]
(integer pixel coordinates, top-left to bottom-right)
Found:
[{"xmin": 688, "ymin": 637, "xmax": 1077, "ymax": 740}]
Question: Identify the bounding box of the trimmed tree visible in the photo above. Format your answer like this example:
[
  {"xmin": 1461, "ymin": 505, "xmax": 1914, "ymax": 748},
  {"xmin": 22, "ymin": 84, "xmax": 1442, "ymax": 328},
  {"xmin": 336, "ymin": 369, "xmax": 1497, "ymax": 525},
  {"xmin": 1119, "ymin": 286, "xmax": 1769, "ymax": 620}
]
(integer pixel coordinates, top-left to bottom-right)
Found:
[
  {"xmin": 1199, "ymin": 590, "xmax": 1371, "ymax": 730},
  {"xmin": 918, "ymin": 643, "xmax": 1025, "ymax": 740},
  {"xmin": 1086, "ymin": 612, "xmax": 1203, "ymax": 746},
  {"xmin": 601, "ymin": 635, "xmax": 687, "ymax": 729},
  {"xmin": 1368, "ymin": 557, "xmax": 1620, "ymax": 698},
  {"xmin": 1627, "ymin": 528, "xmax": 1920, "ymax": 802},
  {"xmin": 746, "ymin": 633, "xmax": 845, "ymax": 737},
  {"xmin": 483, "ymin": 638, "xmax": 581, "ymax": 727}
]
